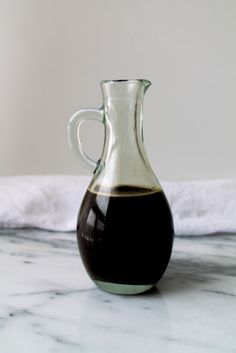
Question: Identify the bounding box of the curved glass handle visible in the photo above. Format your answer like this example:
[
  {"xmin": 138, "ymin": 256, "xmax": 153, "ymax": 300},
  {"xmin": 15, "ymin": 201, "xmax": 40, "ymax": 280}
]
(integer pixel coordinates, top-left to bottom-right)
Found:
[{"xmin": 68, "ymin": 108, "xmax": 104, "ymax": 172}]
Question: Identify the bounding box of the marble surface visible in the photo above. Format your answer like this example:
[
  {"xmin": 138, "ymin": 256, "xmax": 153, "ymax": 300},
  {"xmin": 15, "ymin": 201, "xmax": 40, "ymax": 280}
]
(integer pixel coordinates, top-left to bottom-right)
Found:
[{"xmin": 0, "ymin": 229, "xmax": 235, "ymax": 353}]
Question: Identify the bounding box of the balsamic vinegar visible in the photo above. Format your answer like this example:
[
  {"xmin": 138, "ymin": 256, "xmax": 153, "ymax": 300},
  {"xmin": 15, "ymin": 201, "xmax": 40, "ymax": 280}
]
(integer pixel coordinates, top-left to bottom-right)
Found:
[{"xmin": 77, "ymin": 186, "xmax": 174, "ymax": 286}]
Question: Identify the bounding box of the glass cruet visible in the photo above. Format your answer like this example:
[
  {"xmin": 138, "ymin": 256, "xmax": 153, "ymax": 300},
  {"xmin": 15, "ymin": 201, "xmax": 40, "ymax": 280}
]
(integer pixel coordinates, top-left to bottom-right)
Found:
[{"xmin": 68, "ymin": 79, "xmax": 174, "ymax": 295}]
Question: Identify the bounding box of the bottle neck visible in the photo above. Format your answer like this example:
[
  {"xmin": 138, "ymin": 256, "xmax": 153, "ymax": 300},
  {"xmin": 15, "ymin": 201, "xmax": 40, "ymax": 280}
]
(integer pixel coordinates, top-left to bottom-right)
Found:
[
  {"xmin": 100, "ymin": 80, "xmax": 149, "ymax": 149},
  {"xmin": 103, "ymin": 97, "xmax": 143, "ymax": 150},
  {"xmin": 97, "ymin": 95, "xmax": 152, "ymax": 187}
]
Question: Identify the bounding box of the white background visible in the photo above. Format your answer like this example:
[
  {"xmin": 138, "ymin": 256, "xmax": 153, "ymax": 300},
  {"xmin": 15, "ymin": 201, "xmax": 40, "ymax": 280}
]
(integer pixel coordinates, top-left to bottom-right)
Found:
[{"xmin": 0, "ymin": 0, "xmax": 235, "ymax": 180}]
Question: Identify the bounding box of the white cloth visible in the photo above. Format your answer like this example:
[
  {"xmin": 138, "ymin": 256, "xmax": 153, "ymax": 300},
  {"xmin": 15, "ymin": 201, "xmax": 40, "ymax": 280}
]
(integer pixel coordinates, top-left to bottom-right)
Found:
[{"xmin": 0, "ymin": 175, "xmax": 236, "ymax": 236}]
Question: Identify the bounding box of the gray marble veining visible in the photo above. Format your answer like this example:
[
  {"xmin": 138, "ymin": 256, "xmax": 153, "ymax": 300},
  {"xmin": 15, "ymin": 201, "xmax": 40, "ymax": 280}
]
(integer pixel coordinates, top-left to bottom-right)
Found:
[{"xmin": 0, "ymin": 229, "xmax": 235, "ymax": 353}]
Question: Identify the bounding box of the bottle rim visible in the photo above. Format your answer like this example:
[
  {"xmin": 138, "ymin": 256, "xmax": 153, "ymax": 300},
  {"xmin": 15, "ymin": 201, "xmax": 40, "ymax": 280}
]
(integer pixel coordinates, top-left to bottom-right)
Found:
[{"xmin": 101, "ymin": 79, "xmax": 151, "ymax": 86}]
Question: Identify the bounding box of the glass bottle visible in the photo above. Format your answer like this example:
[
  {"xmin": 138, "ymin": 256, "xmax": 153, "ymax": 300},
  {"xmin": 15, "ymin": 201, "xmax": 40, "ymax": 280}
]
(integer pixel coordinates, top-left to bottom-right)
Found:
[{"xmin": 68, "ymin": 79, "xmax": 174, "ymax": 295}]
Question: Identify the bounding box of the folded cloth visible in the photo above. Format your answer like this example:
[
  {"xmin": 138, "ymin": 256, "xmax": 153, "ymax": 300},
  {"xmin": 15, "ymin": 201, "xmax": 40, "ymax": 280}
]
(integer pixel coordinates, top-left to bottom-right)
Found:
[
  {"xmin": 0, "ymin": 175, "xmax": 235, "ymax": 235},
  {"xmin": 163, "ymin": 179, "xmax": 236, "ymax": 235}
]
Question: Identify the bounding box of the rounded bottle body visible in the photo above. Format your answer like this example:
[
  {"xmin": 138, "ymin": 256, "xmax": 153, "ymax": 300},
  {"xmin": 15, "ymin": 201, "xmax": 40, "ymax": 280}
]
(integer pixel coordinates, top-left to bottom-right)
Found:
[{"xmin": 77, "ymin": 184, "xmax": 174, "ymax": 294}]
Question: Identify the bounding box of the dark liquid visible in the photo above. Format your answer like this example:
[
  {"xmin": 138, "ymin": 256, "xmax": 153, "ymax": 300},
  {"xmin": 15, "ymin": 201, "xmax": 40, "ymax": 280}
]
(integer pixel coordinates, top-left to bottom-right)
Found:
[{"xmin": 77, "ymin": 186, "xmax": 174, "ymax": 285}]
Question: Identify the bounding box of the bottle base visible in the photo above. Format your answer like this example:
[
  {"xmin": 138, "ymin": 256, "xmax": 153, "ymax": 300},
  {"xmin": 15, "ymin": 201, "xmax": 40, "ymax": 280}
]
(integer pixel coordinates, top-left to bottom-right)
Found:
[{"xmin": 94, "ymin": 280, "xmax": 154, "ymax": 295}]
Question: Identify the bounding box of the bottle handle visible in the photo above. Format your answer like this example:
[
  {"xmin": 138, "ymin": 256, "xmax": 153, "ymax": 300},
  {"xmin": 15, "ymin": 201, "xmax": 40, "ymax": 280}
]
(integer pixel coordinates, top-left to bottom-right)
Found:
[{"xmin": 68, "ymin": 108, "xmax": 104, "ymax": 172}]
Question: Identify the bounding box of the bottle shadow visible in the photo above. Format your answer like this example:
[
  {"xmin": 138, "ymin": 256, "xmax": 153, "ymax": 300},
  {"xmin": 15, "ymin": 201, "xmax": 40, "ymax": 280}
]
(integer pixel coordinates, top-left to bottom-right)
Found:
[{"xmin": 156, "ymin": 253, "xmax": 235, "ymax": 295}]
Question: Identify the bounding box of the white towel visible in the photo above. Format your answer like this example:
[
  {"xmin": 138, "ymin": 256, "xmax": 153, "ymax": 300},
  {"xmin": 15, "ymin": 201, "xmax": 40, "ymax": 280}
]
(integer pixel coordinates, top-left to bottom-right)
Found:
[{"xmin": 0, "ymin": 175, "xmax": 235, "ymax": 235}]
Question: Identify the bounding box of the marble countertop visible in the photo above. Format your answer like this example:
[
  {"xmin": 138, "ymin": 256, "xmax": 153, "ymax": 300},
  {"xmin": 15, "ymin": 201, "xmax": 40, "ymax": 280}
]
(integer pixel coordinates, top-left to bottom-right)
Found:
[{"xmin": 0, "ymin": 229, "xmax": 235, "ymax": 353}]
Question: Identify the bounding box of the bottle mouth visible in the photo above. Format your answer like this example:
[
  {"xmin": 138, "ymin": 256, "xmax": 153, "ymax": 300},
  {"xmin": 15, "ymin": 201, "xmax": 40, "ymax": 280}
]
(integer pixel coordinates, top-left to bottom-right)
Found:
[{"xmin": 101, "ymin": 79, "xmax": 151, "ymax": 99}]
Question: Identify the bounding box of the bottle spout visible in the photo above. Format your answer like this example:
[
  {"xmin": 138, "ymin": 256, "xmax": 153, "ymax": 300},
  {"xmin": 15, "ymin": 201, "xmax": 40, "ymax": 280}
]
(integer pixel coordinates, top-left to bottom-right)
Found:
[{"xmin": 143, "ymin": 79, "xmax": 151, "ymax": 91}]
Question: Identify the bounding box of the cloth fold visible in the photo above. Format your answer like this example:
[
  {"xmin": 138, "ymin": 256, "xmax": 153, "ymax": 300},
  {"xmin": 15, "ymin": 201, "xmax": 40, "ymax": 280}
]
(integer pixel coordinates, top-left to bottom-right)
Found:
[{"xmin": 0, "ymin": 175, "xmax": 236, "ymax": 236}]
